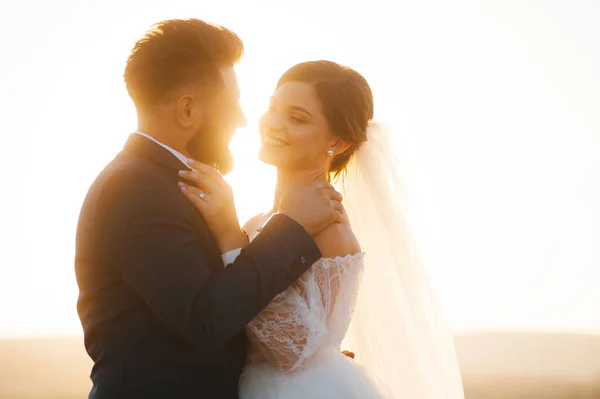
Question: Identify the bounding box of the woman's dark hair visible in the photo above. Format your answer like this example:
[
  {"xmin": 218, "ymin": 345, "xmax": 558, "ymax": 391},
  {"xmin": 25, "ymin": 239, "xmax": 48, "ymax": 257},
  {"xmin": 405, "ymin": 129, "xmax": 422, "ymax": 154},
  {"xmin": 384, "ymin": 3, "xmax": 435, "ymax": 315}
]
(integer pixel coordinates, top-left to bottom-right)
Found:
[
  {"xmin": 276, "ymin": 60, "xmax": 374, "ymax": 180},
  {"xmin": 124, "ymin": 19, "xmax": 244, "ymax": 111}
]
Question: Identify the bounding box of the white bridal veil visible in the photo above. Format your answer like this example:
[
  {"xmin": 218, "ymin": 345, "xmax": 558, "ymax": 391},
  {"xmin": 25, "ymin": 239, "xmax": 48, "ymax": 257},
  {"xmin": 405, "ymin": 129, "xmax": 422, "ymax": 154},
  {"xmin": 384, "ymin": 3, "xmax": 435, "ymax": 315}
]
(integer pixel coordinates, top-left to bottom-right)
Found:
[{"xmin": 339, "ymin": 122, "xmax": 465, "ymax": 399}]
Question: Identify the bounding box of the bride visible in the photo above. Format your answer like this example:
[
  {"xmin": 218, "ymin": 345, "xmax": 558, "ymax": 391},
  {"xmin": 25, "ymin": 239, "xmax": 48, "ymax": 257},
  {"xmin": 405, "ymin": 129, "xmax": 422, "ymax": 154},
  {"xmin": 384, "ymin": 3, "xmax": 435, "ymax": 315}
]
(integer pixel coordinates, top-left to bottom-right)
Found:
[{"xmin": 181, "ymin": 60, "xmax": 465, "ymax": 398}]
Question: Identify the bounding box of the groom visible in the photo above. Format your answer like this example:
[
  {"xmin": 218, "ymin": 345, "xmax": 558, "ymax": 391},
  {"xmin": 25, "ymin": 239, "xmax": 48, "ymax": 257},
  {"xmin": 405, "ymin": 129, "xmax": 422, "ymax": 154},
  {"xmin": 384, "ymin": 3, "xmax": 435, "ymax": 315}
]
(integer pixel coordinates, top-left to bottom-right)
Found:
[{"xmin": 75, "ymin": 19, "xmax": 343, "ymax": 399}]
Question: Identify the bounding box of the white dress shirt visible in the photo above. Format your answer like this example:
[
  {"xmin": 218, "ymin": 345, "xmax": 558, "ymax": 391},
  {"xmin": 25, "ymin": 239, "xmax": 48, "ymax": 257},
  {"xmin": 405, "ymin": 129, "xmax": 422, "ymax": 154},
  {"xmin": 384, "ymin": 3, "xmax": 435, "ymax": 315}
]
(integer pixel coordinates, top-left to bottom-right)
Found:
[{"xmin": 134, "ymin": 131, "xmax": 242, "ymax": 266}]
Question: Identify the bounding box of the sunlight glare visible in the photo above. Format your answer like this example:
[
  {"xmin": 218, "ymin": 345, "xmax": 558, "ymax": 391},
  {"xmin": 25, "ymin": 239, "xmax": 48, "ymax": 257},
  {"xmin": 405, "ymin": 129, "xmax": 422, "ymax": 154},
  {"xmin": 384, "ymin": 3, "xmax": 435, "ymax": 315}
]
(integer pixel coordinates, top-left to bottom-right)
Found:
[{"xmin": 1, "ymin": 0, "xmax": 599, "ymax": 338}]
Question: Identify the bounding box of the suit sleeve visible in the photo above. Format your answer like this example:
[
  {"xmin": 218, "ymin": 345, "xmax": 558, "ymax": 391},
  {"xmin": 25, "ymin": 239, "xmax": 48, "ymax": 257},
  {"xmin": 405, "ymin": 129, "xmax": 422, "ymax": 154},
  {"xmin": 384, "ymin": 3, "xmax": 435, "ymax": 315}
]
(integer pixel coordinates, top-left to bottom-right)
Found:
[{"xmin": 97, "ymin": 169, "xmax": 321, "ymax": 352}]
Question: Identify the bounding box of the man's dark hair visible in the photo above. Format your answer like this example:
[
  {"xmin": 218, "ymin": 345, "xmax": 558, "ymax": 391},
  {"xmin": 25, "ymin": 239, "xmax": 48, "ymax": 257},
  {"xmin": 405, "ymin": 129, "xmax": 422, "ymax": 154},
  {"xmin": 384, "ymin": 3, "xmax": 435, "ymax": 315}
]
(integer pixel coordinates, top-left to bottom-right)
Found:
[{"xmin": 124, "ymin": 18, "xmax": 244, "ymax": 111}]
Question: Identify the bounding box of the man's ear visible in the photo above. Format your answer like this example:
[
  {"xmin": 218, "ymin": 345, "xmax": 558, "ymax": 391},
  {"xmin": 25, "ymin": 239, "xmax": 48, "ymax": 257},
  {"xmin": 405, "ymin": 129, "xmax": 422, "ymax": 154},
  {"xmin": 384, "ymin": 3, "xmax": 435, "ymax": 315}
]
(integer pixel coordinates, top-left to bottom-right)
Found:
[{"xmin": 175, "ymin": 94, "xmax": 199, "ymax": 128}]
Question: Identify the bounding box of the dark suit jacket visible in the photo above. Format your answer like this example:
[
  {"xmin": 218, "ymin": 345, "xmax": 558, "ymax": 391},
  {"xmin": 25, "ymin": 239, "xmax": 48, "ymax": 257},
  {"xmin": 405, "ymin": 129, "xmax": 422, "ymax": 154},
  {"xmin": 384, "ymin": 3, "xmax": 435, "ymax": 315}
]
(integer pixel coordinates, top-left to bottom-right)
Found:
[{"xmin": 75, "ymin": 134, "xmax": 321, "ymax": 399}]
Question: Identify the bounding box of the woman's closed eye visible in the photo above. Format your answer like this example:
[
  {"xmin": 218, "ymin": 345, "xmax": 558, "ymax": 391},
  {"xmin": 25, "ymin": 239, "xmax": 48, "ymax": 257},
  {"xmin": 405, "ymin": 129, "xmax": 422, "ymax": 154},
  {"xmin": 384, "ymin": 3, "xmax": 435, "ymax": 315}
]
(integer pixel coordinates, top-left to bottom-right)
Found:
[{"xmin": 289, "ymin": 114, "xmax": 305, "ymax": 123}]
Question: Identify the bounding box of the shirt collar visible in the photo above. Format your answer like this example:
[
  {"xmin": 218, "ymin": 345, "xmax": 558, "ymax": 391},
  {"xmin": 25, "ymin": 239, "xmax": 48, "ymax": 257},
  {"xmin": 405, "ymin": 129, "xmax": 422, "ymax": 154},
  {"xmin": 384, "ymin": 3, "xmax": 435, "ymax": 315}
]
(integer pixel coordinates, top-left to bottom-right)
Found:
[{"xmin": 134, "ymin": 130, "xmax": 192, "ymax": 169}]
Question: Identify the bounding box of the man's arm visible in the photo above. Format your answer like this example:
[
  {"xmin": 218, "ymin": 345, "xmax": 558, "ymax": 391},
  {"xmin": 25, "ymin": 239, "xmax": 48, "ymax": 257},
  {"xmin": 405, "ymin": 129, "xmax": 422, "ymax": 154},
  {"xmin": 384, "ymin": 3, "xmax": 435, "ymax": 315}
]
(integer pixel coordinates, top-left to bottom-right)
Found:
[{"xmin": 98, "ymin": 171, "xmax": 321, "ymax": 352}]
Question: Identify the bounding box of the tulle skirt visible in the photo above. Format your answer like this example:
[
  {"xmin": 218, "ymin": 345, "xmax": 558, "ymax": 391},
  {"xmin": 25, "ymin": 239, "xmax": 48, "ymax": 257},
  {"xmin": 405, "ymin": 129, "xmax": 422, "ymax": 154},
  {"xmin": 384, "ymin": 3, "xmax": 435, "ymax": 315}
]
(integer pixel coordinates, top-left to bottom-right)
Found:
[{"xmin": 240, "ymin": 348, "xmax": 384, "ymax": 399}]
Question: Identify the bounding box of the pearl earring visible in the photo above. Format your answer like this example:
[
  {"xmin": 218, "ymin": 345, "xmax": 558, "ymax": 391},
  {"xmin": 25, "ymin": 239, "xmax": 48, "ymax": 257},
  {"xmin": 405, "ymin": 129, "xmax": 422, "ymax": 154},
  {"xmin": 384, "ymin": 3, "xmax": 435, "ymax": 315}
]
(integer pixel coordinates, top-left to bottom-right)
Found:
[{"xmin": 327, "ymin": 149, "xmax": 334, "ymax": 156}]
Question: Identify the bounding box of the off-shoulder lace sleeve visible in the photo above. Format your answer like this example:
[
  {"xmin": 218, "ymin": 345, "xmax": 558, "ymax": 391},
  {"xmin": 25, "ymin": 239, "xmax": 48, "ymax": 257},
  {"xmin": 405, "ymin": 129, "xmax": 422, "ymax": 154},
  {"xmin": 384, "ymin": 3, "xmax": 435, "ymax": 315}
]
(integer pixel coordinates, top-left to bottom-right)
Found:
[{"xmin": 245, "ymin": 254, "xmax": 364, "ymax": 373}]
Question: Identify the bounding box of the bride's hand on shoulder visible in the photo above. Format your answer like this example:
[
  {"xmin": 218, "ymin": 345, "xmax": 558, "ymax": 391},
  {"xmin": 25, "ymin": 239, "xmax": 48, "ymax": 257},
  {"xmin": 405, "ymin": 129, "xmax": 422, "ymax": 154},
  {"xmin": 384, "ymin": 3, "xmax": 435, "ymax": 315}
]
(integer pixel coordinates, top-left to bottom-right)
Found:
[{"xmin": 178, "ymin": 160, "xmax": 246, "ymax": 253}]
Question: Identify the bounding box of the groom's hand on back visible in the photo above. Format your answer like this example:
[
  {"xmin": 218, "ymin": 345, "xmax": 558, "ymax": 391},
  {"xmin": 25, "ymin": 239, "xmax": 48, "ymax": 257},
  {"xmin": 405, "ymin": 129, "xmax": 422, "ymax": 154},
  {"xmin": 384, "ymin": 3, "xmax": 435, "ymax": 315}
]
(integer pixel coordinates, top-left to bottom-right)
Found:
[{"xmin": 279, "ymin": 179, "xmax": 344, "ymax": 236}]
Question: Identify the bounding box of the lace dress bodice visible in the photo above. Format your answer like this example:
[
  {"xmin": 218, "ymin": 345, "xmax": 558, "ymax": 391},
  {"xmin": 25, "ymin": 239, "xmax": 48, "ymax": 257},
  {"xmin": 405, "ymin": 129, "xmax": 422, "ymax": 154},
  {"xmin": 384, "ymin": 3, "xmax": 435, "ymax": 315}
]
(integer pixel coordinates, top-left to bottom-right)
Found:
[{"xmin": 246, "ymin": 253, "xmax": 364, "ymax": 374}]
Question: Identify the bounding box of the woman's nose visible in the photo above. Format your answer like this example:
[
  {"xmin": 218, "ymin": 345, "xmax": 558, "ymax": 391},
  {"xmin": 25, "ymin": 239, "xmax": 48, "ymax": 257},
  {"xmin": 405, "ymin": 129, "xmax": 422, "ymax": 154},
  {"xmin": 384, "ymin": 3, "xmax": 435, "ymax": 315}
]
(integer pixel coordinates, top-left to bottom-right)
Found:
[{"xmin": 261, "ymin": 111, "xmax": 284, "ymax": 132}]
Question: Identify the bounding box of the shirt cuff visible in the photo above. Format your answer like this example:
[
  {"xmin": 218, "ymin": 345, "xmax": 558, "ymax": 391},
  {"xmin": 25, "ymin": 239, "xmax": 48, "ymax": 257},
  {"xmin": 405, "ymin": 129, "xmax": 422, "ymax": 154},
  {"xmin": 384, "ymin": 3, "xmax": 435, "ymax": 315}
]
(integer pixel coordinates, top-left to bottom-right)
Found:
[{"xmin": 221, "ymin": 248, "xmax": 243, "ymax": 267}]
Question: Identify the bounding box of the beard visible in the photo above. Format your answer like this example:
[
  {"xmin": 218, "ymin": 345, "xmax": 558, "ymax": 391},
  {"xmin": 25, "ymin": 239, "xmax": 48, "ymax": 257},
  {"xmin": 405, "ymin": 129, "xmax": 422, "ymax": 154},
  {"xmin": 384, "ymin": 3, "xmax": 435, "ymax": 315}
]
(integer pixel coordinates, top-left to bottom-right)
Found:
[{"xmin": 185, "ymin": 124, "xmax": 234, "ymax": 175}]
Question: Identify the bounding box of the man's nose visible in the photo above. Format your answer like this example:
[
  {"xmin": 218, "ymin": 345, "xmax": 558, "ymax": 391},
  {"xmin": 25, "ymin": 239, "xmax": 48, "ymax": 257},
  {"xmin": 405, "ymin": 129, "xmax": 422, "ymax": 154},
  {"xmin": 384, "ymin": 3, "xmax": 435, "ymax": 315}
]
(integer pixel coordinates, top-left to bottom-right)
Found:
[{"xmin": 237, "ymin": 105, "xmax": 247, "ymax": 128}]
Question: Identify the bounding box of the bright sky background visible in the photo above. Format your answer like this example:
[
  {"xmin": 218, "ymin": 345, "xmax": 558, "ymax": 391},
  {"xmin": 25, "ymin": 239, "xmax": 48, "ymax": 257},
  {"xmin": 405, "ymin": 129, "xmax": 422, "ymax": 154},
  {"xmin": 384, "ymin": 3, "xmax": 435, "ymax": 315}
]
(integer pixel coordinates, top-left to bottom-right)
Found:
[{"xmin": 0, "ymin": 0, "xmax": 598, "ymax": 338}]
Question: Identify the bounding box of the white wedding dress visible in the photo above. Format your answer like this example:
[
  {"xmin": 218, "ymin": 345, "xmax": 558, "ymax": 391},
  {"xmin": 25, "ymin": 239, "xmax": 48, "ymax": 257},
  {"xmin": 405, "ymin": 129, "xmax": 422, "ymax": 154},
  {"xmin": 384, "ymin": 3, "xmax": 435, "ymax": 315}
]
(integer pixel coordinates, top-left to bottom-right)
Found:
[
  {"xmin": 240, "ymin": 253, "xmax": 384, "ymax": 399},
  {"xmin": 240, "ymin": 123, "xmax": 465, "ymax": 399}
]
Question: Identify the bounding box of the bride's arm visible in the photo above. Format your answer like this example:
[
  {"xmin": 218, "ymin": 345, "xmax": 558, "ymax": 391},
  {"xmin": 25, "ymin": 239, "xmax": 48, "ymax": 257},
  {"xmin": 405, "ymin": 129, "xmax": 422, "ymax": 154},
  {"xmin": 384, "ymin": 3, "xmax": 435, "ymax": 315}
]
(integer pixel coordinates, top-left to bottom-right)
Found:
[
  {"xmin": 245, "ymin": 218, "xmax": 361, "ymax": 373},
  {"xmin": 245, "ymin": 284, "xmax": 322, "ymax": 373},
  {"xmin": 241, "ymin": 216, "xmax": 321, "ymax": 372}
]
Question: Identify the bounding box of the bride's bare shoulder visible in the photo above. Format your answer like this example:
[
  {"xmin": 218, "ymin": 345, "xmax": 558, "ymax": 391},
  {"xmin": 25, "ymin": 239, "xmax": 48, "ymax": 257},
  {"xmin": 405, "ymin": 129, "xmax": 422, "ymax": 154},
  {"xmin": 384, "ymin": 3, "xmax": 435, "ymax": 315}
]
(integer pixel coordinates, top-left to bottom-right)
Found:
[
  {"xmin": 244, "ymin": 211, "xmax": 361, "ymax": 259},
  {"xmin": 314, "ymin": 212, "xmax": 361, "ymax": 260}
]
